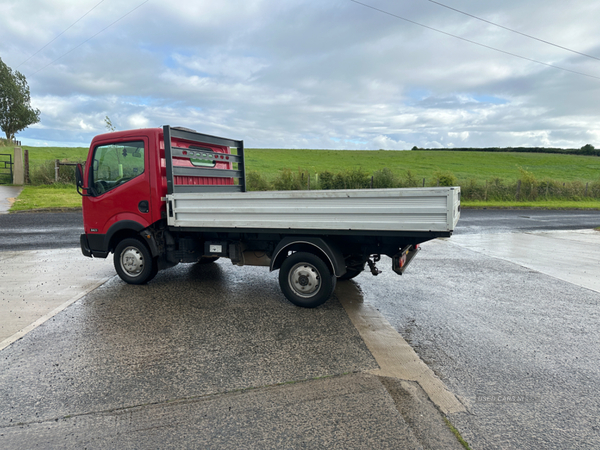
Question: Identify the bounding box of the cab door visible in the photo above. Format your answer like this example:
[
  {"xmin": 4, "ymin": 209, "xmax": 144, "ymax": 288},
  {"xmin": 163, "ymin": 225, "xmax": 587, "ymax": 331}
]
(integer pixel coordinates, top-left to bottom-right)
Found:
[{"xmin": 83, "ymin": 138, "xmax": 152, "ymax": 236}]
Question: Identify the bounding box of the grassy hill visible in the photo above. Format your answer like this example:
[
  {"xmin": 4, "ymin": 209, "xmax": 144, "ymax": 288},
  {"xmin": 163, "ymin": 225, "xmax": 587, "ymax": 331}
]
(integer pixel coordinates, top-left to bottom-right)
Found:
[
  {"xmin": 5, "ymin": 144, "xmax": 599, "ymax": 183},
  {"xmin": 246, "ymin": 149, "xmax": 600, "ymax": 184},
  {"xmin": 2, "ymin": 144, "xmax": 599, "ymax": 210}
]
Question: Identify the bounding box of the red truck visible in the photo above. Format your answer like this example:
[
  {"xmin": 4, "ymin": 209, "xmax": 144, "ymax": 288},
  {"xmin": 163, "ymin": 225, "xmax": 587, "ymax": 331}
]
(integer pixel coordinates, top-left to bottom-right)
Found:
[{"xmin": 77, "ymin": 126, "xmax": 460, "ymax": 307}]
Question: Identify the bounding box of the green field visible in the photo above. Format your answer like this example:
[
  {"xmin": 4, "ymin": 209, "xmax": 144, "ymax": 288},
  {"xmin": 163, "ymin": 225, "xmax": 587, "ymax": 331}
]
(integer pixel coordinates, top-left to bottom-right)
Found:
[
  {"xmin": 18, "ymin": 145, "xmax": 88, "ymax": 167},
  {"xmin": 2, "ymin": 144, "xmax": 600, "ymax": 211},
  {"xmin": 4, "ymin": 145, "xmax": 600, "ymax": 183},
  {"xmin": 246, "ymin": 149, "xmax": 600, "ymax": 184}
]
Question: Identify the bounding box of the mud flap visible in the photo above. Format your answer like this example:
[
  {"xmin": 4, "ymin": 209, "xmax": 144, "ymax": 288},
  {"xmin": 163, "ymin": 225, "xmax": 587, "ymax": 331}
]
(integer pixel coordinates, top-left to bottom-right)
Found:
[{"xmin": 392, "ymin": 245, "xmax": 420, "ymax": 275}]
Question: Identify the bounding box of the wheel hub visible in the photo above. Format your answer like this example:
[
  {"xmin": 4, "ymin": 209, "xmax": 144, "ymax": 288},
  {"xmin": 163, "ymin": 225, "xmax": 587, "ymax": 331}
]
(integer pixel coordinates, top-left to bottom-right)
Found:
[
  {"xmin": 121, "ymin": 246, "xmax": 144, "ymax": 277},
  {"xmin": 289, "ymin": 263, "xmax": 321, "ymax": 298}
]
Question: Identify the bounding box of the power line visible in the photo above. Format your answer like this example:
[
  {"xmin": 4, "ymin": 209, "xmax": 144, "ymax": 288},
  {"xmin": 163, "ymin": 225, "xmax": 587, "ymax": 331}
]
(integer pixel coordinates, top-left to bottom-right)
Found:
[
  {"xmin": 428, "ymin": 0, "xmax": 600, "ymax": 62},
  {"xmin": 17, "ymin": 0, "xmax": 106, "ymax": 70},
  {"xmin": 349, "ymin": 0, "xmax": 600, "ymax": 80},
  {"xmin": 31, "ymin": 0, "xmax": 150, "ymax": 76}
]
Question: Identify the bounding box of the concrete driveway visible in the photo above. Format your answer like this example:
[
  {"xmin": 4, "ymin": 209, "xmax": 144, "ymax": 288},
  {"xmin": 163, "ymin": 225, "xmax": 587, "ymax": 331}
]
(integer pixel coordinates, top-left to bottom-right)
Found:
[{"xmin": 0, "ymin": 251, "xmax": 464, "ymax": 449}]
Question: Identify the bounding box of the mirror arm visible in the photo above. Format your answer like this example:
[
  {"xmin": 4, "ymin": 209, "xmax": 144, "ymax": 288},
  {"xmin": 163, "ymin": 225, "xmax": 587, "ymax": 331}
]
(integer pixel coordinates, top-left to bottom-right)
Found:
[
  {"xmin": 77, "ymin": 185, "xmax": 92, "ymax": 197},
  {"xmin": 76, "ymin": 163, "xmax": 93, "ymax": 197}
]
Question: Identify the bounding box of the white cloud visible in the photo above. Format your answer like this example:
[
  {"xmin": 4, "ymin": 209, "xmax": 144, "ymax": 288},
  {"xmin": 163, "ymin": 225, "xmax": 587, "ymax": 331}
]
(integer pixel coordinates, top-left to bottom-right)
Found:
[
  {"xmin": 172, "ymin": 54, "xmax": 270, "ymax": 81},
  {"xmin": 448, "ymin": 131, "xmax": 470, "ymax": 142},
  {"xmin": 127, "ymin": 114, "xmax": 150, "ymax": 129},
  {"xmin": 1, "ymin": 0, "xmax": 600, "ymax": 150}
]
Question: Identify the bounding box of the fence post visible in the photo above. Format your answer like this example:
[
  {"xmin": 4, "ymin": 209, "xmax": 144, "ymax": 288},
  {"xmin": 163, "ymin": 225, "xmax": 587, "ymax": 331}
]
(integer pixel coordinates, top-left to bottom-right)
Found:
[
  {"xmin": 370, "ymin": 176, "xmax": 373, "ymax": 189},
  {"xmin": 55, "ymin": 159, "xmax": 60, "ymax": 183},
  {"xmin": 585, "ymin": 182, "xmax": 589, "ymax": 197},
  {"xmin": 422, "ymin": 178, "xmax": 425, "ymax": 187},
  {"xmin": 13, "ymin": 147, "xmax": 24, "ymax": 185},
  {"xmin": 24, "ymin": 150, "xmax": 29, "ymax": 184},
  {"xmin": 516, "ymin": 180, "xmax": 521, "ymax": 200}
]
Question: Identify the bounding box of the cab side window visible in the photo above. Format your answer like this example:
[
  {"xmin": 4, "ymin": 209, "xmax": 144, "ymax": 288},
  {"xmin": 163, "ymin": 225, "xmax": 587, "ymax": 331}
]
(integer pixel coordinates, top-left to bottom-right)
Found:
[{"xmin": 91, "ymin": 141, "xmax": 144, "ymax": 195}]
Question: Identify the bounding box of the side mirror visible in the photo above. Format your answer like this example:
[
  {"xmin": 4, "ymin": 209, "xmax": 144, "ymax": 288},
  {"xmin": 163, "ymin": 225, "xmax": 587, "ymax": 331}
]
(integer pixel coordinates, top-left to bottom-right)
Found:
[
  {"xmin": 76, "ymin": 163, "xmax": 90, "ymax": 196},
  {"xmin": 75, "ymin": 164, "xmax": 83, "ymax": 187}
]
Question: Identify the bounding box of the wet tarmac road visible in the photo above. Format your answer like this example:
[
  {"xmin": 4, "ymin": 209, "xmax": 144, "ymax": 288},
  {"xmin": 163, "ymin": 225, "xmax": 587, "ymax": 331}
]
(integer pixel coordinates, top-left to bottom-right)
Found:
[
  {"xmin": 0, "ymin": 212, "xmax": 83, "ymax": 251},
  {"xmin": 455, "ymin": 208, "xmax": 600, "ymax": 234},
  {"xmin": 1, "ymin": 208, "xmax": 600, "ymax": 448},
  {"xmin": 358, "ymin": 230, "xmax": 600, "ymax": 449}
]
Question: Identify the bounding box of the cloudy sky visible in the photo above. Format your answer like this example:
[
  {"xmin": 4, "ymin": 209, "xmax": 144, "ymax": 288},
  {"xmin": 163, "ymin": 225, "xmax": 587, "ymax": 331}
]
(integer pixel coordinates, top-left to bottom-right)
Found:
[{"xmin": 2, "ymin": 0, "xmax": 600, "ymax": 149}]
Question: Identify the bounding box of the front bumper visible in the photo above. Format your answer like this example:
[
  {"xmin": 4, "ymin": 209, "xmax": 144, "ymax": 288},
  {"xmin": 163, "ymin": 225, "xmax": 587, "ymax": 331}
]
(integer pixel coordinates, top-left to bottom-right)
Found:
[
  {"xmin": 80, "ymin": 233, "xmax": 109, "ymax": 258},
  {"xmin": 80, "ymin": 234, "xmax": 92, "ymax": 257}
]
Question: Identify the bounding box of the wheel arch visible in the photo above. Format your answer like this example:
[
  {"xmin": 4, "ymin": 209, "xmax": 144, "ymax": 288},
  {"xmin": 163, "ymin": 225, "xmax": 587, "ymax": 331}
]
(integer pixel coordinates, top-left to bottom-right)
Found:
[
  {"xmin": 106, "ymin": 220, "xmax": 146, "ymax": 254},
  {"xmin": 270, "ymin": 237, "xmax": 346, "ymax": 277}
]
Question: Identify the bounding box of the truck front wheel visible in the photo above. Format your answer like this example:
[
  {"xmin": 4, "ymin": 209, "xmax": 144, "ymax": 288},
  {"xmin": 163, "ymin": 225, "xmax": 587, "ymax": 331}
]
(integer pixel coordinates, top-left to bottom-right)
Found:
[
  {"xmin": 279, "ymin": 252, "xmax": 336, "ymax": 308},
  {"xmin": 114, "ymin": 238, "xmax": 155, "ymax": 284}
]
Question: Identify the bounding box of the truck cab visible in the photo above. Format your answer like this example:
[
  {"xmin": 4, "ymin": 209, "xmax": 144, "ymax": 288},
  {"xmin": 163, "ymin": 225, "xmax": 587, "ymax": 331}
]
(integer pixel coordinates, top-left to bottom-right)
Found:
[{"xmin": 78, "ymin": 127, "xmax": 236, "ymax": 259}]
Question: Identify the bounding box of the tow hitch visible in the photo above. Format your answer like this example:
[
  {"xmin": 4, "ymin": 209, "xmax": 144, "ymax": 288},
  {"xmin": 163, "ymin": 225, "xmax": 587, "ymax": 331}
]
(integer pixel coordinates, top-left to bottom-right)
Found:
[{"xmin": 366, "ymin": 255, "xmax": 382, "ymax": 276}]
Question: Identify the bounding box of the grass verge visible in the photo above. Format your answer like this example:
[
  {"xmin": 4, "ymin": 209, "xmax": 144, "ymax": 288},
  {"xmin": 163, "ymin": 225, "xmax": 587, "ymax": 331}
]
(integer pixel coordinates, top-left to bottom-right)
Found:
[
  {"xmin": 10, "ymin": 184, "xmax": 81, "ymax": 212},
  {"xmin": 462, "ymin": 200, "xmax": 600, "ymax": 210}
]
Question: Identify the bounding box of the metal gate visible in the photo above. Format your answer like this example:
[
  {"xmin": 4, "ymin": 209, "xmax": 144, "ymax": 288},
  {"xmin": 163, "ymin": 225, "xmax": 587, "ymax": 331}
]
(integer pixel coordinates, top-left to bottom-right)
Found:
[{"xmin": 0, "ymin": 154, "xmax": 13, "ymax": 184}]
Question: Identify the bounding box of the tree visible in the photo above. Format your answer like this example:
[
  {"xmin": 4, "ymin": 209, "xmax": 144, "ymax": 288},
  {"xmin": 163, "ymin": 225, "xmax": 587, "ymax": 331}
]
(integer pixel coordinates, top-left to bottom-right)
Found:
[
  {"xmin": 0, "ymin": 58, "xmax": 40, "ymax": 141},
  {"xmin": 581, "ymin": 144, "xmax": 595, "ymax": 155},
  {"xmin": 105, "ymin": 116, "xmax": 116, "ymax": 132}
]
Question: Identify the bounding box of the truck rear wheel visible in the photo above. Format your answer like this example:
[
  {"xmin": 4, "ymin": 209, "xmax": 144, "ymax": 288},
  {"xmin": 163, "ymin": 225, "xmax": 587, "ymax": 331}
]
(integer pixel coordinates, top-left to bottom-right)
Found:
[
  {"xmin": 279, "ymin": 252, "xmax": 336, "ymax": 308},
  {"xmin": 338, "ymin": 254, "xmax": 366, "ymax": 280},
  {"xmin": 114, "ymin": 238, "xmax": 155, "ymax": 284},
  {"xmin": 338, "ymin": 264, "xmax": 365, "ymax": 280},
  {"xmin": 197, "ymin": 256, "xmax": 220, "ymax": 264}
]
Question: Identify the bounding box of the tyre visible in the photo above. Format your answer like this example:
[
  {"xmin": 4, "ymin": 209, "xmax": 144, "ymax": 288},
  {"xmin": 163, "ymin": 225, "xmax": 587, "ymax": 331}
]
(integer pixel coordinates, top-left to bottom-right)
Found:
[
  {"xmin": 278, "ymin": 252, "xmax": 336, "ymax": 308},
  {"xmin": 114, "ymin": 238, "xmax": 155, "ymax": 284},
  {"xmin": 338, "ymin": 254, "xmax": 366, "ymax": 280},
  {"xmin": 197, "ymin": 256, "xmax": 220, "ymax": 264},
  {"xmin": 148, "ymin": 256, "xmax": 159, "ymax": 282},
  {"xmin": 337, "ymin": 264, "xmax": 365, "ymax": 280}
]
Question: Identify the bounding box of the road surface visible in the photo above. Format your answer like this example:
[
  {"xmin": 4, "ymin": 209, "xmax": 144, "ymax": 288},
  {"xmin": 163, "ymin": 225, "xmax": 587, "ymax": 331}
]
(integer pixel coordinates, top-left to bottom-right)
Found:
[{"xmin": 1, "ymin": 208, "xmax": 599, "ymax": 449}]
